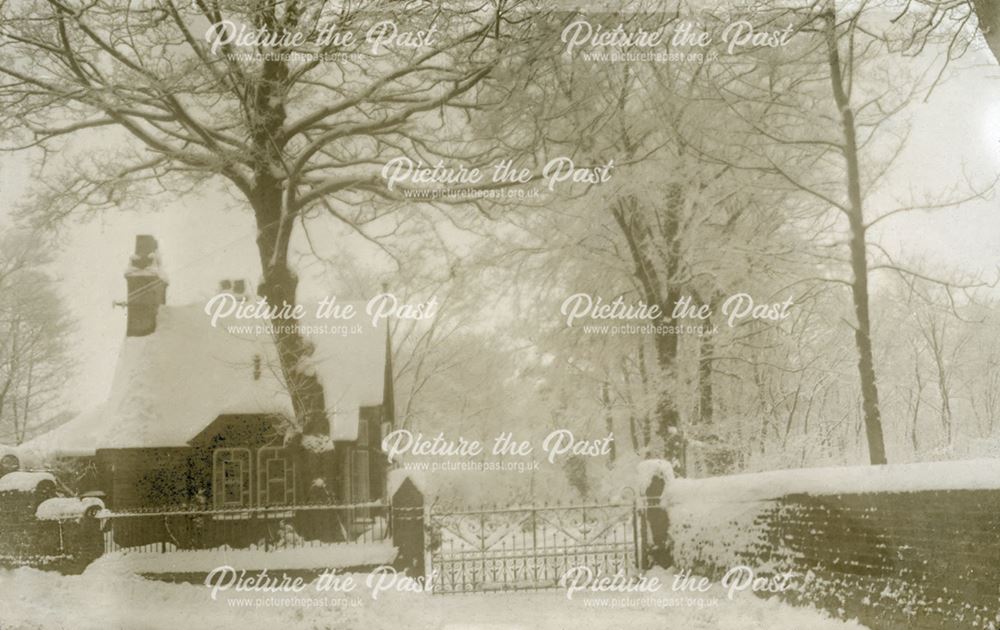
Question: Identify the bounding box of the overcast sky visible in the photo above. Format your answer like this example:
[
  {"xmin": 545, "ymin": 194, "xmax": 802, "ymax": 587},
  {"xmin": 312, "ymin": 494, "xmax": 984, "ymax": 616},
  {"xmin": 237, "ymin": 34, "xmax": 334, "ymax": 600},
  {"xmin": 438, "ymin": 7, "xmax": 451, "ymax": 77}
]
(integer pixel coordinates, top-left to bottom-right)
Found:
[{"xmin": 1, "ymin": 45, "xmax": 998, "ymax": 416}]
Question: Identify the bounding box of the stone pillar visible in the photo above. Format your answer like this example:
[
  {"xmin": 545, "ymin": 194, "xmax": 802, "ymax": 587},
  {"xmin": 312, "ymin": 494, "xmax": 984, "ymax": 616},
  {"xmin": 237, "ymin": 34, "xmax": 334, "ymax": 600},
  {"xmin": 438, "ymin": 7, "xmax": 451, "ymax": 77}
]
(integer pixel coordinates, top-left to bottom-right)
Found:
[
  {"xmin": 391, "ymin": 477, "xmax": 425, "ymax": 577},
  {"xmin": 643, "ymin": 473, "xmax": 673, "ymax": 568}
]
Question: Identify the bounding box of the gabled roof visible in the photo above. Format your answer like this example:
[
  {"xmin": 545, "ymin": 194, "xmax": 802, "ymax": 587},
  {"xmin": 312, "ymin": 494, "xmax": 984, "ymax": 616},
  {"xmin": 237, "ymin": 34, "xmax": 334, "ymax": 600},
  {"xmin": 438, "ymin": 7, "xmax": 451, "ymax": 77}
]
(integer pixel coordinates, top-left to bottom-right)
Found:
[{"xmin": 24, "ymin": 303, "xmax": 386, "ymax": 457}]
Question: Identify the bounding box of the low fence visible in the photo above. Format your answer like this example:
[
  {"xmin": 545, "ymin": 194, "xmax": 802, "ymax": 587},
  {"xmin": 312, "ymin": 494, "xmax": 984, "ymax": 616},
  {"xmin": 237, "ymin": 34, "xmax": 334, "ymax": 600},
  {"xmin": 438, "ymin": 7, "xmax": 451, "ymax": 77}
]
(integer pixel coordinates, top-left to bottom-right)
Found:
[
  {"xmin": 0, "ymin": 516, "xmax": 104, "ymax": 572},
  {"xmin": 0, "ymin": 473, "xmax": 104, "ymax": 572},
  {"xmin": 652, "ymin": 459, "xmax": 1000, "ymax": 630},
  {"xmin": 102, "ymin": 502, "xmax": 389, "ymax": 555},
  {"xmin": 4, "ymin": 470, "xmax": 646, "ymax": 589},
  {"xmin": 0, "ymin": 471, "xmax": 392, "ymax": 572}
]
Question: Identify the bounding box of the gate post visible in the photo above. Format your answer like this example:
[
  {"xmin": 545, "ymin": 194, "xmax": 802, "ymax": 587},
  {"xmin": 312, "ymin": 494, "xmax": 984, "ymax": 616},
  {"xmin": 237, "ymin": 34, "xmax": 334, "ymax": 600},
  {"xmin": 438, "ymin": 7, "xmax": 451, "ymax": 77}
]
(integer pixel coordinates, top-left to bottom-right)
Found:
[
  {"xmin": 391, "ymin": 477, "xmax": 426, "ymax": 577},
  {"xmin": 643, "ymin": 472, "xmax": 673, "ymax": 569}
]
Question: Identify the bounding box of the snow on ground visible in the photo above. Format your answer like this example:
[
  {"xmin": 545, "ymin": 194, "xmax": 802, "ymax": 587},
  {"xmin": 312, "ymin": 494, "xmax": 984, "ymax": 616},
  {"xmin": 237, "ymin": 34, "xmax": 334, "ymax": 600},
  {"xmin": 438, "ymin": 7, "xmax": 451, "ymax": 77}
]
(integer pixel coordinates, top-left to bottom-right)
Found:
[
  {"xmin": 663, "ymin": 458, "xmax": 1000, "ymax": 505},
  {"xmin": 91, "ymin": 542, "xmax": 398, "ymax": 573},
  {"xmin": 0, "ymin": 565, "xmax": 868, "ymax": 630}
]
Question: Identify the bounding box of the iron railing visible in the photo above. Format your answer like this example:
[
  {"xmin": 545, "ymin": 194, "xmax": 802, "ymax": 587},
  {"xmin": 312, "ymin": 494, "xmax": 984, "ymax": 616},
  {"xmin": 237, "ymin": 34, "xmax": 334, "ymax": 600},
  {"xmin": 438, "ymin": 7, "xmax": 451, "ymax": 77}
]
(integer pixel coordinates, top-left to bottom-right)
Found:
[
  {"xmin": 427, "ymin": 500, "xmax": 644, "ymax": 593},
  {"xmin": 102, "ymin": 501, "xmax": 389, "ymax": 555}
]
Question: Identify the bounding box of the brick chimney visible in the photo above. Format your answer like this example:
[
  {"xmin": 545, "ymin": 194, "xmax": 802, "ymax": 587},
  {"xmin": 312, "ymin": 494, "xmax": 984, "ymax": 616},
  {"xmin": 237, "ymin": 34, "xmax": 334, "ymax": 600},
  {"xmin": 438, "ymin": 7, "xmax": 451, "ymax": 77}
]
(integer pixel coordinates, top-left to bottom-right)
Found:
[{"xmin": 124, "ymin": 235, "xmax": 168, "ymax": 337}]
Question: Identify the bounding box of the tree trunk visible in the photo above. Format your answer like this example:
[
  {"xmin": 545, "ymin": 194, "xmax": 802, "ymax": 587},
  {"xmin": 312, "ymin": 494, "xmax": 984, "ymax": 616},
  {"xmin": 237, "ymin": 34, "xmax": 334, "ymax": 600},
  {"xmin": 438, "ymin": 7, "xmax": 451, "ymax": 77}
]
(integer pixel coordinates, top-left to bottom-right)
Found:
[
  {"xmin": 920, "ymin": 320, "xmax": 954, "ymax": 444},
  {"xmin": 651, "ymin": 330, "xmax": 683, "ymax": 471},
  {"xmin": 655, "ymin": 184, "xmax": 685, "ymax": 473},
  {"xmin": 612, "ymin": 193, "xmax": 685, "ymax": 473},
  {"xmin": 911, "ymin": 350, "xmax": 923, "ymax": 452},
  {"xmin": 601, "ymin": 381, "xmax": 617, "ymax": 464},
  {"xmin": 249, "ymin": 48, "xmax": 334, "ymax": 498},
  {"xmin": 824, "ymin": 10, "xmax": 888, "ymax": 465},
  {"xmin": 620, "ymin": 356, "xmax": 644, "ymax": 454},
  {"xmin": 697, "ymin": 326, "xmax": 714, "ymax": 424},
  {"xmin": 973, "ymin": 0, "xmax": 1000, "ymax": 64},
  {"xmin": 636, "ymin": 342, "xmax": 653, "ymax": 450}
]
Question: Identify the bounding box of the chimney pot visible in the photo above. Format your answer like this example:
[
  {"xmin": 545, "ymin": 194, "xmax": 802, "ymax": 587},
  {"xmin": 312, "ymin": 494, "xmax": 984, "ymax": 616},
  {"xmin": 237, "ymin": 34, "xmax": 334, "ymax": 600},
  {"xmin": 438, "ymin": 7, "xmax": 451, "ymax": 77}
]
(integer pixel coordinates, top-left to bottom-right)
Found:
[
  {"xmin": 218, "ymin": 278, "xmax": 251, "ymax": 297},
  {"xmin": 134, "ymin": 235, "xmax": 157, "ymax": 261}
]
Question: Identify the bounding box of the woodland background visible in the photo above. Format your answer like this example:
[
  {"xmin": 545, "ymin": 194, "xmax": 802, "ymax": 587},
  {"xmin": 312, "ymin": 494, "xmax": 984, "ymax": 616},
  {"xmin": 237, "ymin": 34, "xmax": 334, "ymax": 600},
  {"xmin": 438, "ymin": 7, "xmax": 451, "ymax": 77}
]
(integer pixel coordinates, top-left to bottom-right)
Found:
[{"xmin": 0, "ymin": 0, "xmax": 998, "ymax": 503}]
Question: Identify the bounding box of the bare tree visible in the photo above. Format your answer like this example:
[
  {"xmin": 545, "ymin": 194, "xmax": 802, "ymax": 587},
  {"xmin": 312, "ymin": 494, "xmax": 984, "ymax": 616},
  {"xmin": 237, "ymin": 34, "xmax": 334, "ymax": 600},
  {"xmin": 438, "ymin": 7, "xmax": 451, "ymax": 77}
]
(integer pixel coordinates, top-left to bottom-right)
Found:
[
  {"xmin": 894, "ymin": 0, "xmax": 1000, "ymax": 63},
  {"xmin": 0, "ymin": 0, "xmax": 552, "ymax": 484},
  {"xmin": 0, "ymin": 230, "xmax": 74, "ymax": 445},
  {"xmin": 701, "ymin": 2, "xmax": 996, "ymax": 464},
  {"xmin": 916, "ymin": 311, "xmax": 965, "ymax": 445},
  {"xmin": 818, "ymin": 7, "xmax": 889, "ymax": 464}
]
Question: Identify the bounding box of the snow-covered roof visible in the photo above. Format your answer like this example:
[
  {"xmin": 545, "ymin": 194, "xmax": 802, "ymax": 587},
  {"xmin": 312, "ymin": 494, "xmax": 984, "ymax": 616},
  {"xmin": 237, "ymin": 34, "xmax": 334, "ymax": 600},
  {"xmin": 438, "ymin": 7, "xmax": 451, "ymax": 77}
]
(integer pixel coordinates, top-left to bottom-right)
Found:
[{"xmin": 23, "ymin": 303, "xmax": 386, "ymax": 456}]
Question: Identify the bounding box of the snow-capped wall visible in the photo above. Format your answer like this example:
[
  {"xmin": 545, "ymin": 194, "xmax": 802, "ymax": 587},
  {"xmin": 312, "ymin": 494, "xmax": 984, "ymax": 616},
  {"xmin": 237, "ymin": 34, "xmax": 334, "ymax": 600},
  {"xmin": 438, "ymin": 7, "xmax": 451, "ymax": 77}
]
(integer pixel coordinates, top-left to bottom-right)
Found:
[
  {"xmin": 658, "ymin": 460, "xmax": 1000, "ymax": 630},
  {"xmin": 35, "ymin": 497, "xmax": 106, "ymax": 522},
  {"xmin": 0, "ymin": 471, "xmax": 56, "ymax": 493}
]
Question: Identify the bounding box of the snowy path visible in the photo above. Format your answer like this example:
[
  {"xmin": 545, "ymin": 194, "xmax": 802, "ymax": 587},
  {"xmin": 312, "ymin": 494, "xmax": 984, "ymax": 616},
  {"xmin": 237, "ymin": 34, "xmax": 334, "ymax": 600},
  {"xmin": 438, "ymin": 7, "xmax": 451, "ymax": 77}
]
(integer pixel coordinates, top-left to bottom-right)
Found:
[{"xmin": 1, "ymin": 565, "xmax": 868, "ymax": 630}]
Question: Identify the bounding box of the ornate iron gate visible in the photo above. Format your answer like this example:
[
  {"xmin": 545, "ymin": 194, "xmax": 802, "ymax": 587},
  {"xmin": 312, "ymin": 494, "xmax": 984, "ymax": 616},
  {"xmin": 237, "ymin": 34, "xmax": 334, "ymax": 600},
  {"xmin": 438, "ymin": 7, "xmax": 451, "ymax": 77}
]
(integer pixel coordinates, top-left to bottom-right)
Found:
[{"xmin": 426, "ymin": 501, "xmax": 644, "ymax": 593}]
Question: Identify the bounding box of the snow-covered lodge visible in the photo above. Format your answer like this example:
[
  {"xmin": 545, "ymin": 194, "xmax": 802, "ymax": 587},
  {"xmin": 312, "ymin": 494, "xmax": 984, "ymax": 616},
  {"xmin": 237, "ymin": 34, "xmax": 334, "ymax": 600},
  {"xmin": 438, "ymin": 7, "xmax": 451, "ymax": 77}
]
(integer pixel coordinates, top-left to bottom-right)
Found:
[{"xmin": 23, "ymin": 235, "xmax": 390, "ymax": 513}]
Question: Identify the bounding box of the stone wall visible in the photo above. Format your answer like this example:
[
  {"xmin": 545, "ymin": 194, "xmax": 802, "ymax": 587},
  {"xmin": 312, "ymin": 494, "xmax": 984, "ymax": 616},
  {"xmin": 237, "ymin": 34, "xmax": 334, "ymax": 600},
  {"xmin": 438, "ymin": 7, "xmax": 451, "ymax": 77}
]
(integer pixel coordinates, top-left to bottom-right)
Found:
[{"xmin": 659, "ymin": 461, "xmax": 1000, "ymax": 630}]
